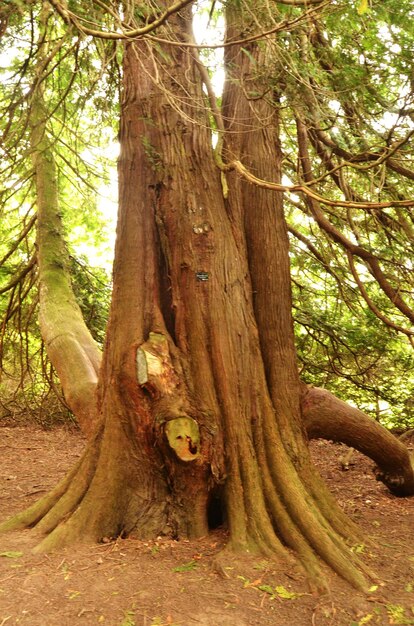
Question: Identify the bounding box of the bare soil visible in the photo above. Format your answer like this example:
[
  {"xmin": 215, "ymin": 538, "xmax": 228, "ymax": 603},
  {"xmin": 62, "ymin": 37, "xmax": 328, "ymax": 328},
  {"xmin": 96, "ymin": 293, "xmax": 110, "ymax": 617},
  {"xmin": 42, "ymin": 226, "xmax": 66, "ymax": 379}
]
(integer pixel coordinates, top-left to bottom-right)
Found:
[{"xmin": 1, "ymin": 426, "xmax": 414, "ymax": 626}]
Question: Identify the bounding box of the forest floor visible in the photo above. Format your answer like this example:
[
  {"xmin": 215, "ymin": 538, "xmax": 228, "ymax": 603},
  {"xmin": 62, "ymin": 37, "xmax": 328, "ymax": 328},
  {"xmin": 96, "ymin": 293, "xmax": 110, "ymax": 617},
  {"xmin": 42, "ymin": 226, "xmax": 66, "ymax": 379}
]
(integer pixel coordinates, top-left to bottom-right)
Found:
[{"xmin": 0, "ymin": 426, "xmax": 414, "ymax": 626}]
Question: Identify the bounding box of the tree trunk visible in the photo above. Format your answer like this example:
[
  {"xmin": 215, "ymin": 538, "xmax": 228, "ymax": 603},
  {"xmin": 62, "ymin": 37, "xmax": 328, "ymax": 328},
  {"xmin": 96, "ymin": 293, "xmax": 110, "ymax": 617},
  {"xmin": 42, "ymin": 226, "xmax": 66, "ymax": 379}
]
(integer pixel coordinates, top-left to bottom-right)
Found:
[
  {"xmin": 29, "ymin": 12, "xmax": 101, "ymax": 436},
  {"xmin": 214, "ymin": 6, "xmax": 374, "ymax": 590},
  {"xmin": 0, "ymin": 2, "xmax": 386, "ymax": 593}
]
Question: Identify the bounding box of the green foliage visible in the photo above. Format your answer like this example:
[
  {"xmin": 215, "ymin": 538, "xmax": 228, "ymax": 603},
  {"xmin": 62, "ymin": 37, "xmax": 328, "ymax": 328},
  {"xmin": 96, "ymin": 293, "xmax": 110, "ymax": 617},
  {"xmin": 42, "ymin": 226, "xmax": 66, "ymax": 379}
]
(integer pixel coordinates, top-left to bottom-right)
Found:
[
  {"xmin": 1, "ymin": 0, "xmax": 414, "ymax": 436},
  {"xmin": 120, "ymin": 609, "xmax": 136, "ymax": 626},
  {"xmin": 0, "ymin": 551, "xmax": 23, "ymax": 558},
  {"xmin": 0, "ymin": 1, "xmax": 115, "ymax": 424},
  {"xmin": 357, "ymin": 0, "xmax": 369, "ymax": 15},
  {"xmin": 141, "ymin": 135, "xmax": 163, "ymax": 173},
  {"xmin": 69, "ymin": 256, "xmax": 111, "ymax": 345},
  {"xmin": 350, "ymin": 615, "xmax": 374, "ymax": 626},
  {"xmin": 291, "ymin": 244, "xmax": 414, "ymax": 429},
  {"xmin": 258, "ymin": 584, "xmax": 302, "ymax": 600},
  {"xmin": 238, "ymin": 575, "xmax": 303, "ymax": 600},
  {"xmin": 150, "ymin": 618, "xmax": 180, "ymax": 626},
  {"xmin": 275, "ymin": 0, "xmax": 414, "ymax": 429},
  {"xmin": 385, "ymin": 604, "xmax": 414, "ymax": 624}
]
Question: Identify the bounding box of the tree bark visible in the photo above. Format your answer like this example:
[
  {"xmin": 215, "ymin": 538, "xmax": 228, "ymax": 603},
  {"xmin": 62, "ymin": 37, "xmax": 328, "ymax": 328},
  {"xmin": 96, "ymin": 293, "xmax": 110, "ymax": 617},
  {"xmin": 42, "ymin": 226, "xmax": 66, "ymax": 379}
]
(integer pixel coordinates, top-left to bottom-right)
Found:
[
  {"xmin": 1, "ymin": 1, "xmax": 400, "ymax": 594},
  {"xmin": 214, "ymin": 7, "xmax": 375, "ymax": 591},
  {"xmin": 29, "ymin": 11, "xmax": 101, "ymax": 436}
]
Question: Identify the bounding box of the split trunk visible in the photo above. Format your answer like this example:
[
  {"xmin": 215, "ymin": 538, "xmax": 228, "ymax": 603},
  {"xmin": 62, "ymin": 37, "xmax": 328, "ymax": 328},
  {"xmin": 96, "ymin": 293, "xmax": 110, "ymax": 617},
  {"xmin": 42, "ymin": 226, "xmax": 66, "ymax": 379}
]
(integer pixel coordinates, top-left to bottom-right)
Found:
[{"xmin": 3, "ymin": 3, "xmax": 407, "ymax": 593}]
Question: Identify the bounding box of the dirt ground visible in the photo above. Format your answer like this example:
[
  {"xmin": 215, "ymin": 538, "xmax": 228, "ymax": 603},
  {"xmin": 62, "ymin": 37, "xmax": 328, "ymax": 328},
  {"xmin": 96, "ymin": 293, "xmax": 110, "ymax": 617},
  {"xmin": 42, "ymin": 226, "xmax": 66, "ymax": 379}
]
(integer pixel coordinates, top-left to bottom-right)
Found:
[{"xmin": 1, "ymin": 426, "xmax": 414, "ymax": 626}]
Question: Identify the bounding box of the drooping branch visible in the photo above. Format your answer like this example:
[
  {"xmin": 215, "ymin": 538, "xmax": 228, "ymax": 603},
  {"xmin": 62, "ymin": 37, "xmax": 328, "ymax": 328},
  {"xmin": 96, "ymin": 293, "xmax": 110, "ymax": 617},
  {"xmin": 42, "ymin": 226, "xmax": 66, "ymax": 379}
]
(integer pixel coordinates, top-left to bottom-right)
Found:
[
  {"xmin": 0, "ymin": 212, "xmax": 37, "ymax": 268},
  {"xmin": 221, "ymin": 157, "xmax": 414, "ymax": 209},
  {"xmin": 0, "ymin": 254, "xmax": 37, "ymax": 296},
  {"xmin": 309, "ymin": 124, "xmax": 414, "ymax": 183},
  {"xmin": 346, "ymin": 251, "xmax": 414, "ymax": 342},
  {"xmin": 295, "ymin": 118, "xmax": 414, "ymax": 329},
  {"xmin": 47, "ymin": 0, "xmax": 194, "ymax": 40},
  {"xmin": 148, "ymin": 2, "xmax": 329, "ymax": 49}
]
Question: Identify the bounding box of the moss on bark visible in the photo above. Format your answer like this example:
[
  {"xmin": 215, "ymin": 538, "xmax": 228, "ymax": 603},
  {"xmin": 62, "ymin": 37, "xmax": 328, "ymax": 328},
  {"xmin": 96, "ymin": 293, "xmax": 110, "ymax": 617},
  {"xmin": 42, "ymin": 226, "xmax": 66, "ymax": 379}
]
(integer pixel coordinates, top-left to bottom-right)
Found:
[{"xmin": 29, "ymin": 12, "xmax": 101, "ymax": 436}]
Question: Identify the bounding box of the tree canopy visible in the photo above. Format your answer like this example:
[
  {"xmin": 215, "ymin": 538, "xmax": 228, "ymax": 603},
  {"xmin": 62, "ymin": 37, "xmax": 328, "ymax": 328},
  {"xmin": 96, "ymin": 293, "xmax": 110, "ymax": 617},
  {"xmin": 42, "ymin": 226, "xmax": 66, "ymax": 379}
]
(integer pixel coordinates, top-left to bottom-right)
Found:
[{"xmin": 1, "ymin": 0, "xmax": 413, "ymax": 429}]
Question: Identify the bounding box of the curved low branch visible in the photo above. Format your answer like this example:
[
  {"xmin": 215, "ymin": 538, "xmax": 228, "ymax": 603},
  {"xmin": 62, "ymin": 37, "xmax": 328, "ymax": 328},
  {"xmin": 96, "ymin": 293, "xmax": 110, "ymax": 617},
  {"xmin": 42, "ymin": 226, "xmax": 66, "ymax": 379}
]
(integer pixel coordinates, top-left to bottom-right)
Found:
[
  {"xmin": 47, "ymin": 0, "xmax": 194, "ymax": 40},
  {"xmin": 300, "ymin": 384, "xmax": 414, "ymax": 497}
]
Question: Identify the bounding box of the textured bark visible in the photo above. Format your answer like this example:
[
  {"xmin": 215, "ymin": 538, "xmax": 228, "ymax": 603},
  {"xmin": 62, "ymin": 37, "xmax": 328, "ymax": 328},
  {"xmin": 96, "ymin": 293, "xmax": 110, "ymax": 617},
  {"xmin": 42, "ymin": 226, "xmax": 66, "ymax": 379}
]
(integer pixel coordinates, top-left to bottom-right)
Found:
[
  {"xmin": 0, "ymin": 1, "xmax": 397, "ymax": 593},
  {"xmin": 218, "ymin": 6, "xmax": 375, "ymax": 590},
  {"xmin": 29, "ymin": 22, "xmax": 101, "ymax": 436},
  {"xmin": 301, "ymin": 385, "xmax": 414, "ymax": 496},
  {"xmin": 0, "ymin": 19, "xmax": 215, "ymax": 548}
]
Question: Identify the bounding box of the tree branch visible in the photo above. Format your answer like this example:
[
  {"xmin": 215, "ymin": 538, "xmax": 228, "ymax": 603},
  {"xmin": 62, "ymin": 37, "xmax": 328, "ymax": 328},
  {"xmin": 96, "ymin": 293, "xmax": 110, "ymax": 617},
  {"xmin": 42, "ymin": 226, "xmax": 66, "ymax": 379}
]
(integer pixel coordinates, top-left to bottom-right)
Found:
[{"xmin": 47, "ymin": 0, "xmax": 194, "ymax": 40}]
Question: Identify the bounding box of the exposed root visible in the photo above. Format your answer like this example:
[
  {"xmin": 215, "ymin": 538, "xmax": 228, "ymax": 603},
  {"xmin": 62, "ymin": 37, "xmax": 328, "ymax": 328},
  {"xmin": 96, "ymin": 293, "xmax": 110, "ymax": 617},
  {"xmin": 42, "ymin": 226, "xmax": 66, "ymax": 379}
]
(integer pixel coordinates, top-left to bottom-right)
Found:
[
  {"xmin": 0, "ymin": 459, "xmax": 82, "ymax": 533},
  {"xmin": 0, "ymin": 432, "xmax": 103, "ymax": 551},
  {"xmin": 221, "ymin": 393, "xmax": 378, "ymax": 593}
]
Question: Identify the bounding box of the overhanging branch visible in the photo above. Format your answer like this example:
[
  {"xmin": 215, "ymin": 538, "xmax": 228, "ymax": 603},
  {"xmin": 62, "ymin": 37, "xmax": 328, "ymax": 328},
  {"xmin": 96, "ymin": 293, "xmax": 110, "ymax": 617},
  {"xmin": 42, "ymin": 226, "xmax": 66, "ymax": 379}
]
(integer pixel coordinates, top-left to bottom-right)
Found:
[
  {"xmin": 0, "ymin": 254, "xmax": 37, "ymax": 296},
  {"xmin": 47, "ymin": 0, "xmax": 194, "ymax": 40},
  {"xmin": 223, "ymin": 158, "xmax": 414, "ymax": 210}
]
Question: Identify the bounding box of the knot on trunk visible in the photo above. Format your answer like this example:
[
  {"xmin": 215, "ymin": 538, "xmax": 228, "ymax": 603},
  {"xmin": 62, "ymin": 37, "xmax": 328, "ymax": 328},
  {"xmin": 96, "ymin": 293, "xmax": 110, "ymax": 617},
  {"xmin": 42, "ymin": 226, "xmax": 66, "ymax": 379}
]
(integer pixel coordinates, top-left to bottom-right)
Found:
[
  {"xmin": 136, "ymin": 332, "xmax": 201, "ymax": 463},
  {"xmin": 165, "ymin": 416, "xmax": 200, "ymax": 462}
]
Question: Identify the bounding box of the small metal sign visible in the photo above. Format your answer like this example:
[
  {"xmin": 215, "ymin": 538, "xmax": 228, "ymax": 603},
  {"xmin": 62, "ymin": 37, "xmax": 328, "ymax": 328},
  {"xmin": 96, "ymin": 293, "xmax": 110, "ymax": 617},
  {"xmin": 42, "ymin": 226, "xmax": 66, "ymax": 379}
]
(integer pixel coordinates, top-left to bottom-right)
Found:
[{"xmin": 196, "ymin": 271, "xmax": 209, "ymax": 282}]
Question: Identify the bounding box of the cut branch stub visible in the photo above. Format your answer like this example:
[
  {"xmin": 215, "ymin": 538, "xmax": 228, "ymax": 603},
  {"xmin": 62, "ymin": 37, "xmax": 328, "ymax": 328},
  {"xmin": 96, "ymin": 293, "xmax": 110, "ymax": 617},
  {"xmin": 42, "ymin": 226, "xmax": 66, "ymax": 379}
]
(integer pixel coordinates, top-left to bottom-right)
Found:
[
  {"xmin": 136, "ymin": 332, "xmax": 180, "ymax": 397},
  {"xmin": 165, "ymin": 417, "xmax": 200, "ymax": 462},
  {"xmin": 136, "ymin": 333, "xmax": 201, "ymax": 463}
]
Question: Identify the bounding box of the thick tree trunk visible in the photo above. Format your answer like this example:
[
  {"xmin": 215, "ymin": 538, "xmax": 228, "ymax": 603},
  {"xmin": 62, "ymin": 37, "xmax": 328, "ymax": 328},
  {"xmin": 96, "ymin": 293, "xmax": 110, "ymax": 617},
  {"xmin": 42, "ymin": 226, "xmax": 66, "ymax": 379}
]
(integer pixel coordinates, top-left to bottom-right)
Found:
[
  {"xmin": 301, "ymin": 385, "xmax": 414, "ymax": 496},
  {"xmin": 0, "ymin": 14, "xmax": 214, "ymax": 550},
  {"xmin": 29, "ymin": 20, "xmax": 101, "ymax": 436},
  {"xmin": 0, "ymin": 2, "xmax": 396, "ymax": 594},
  {"xmin": 216, "ymin": 8, "xmax": 376, "ymax": 590}
]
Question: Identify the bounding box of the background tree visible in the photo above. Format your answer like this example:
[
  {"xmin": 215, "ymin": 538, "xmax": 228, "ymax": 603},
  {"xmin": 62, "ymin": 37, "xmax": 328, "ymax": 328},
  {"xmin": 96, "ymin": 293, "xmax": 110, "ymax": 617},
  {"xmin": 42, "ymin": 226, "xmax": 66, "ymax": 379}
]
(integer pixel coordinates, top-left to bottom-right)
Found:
[
  {"xmin": 281, "ymin": 0, "xmax": 414, "ymax": 427},
  {"xmin": 0, "ymin": 0, "xmax": 115, "ymax": 425},
  {"xmin": 0, "ymin": 0, "xmax": 414, "ymax": 593}
]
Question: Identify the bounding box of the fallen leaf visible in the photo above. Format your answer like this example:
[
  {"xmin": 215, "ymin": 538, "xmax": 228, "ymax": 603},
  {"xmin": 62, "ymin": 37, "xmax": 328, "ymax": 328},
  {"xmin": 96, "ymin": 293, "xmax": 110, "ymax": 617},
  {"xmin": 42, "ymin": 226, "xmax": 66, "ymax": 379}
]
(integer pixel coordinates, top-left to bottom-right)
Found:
[{"xmin": 0, "ymin": 551, "xmax": 23, "ymax": 559}]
